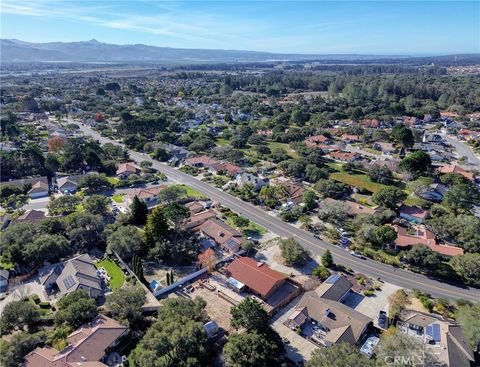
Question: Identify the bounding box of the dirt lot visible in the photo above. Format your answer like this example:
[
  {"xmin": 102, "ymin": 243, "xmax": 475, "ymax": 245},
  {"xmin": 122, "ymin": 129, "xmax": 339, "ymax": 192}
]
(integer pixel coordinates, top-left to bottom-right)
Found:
[
  {"xmin": 143, "ymin": 262, "xmax": 197, "ymax": 287},
  {"xmin": 189, "ymin": 280, "xmax": 237, "ymax": 332}
]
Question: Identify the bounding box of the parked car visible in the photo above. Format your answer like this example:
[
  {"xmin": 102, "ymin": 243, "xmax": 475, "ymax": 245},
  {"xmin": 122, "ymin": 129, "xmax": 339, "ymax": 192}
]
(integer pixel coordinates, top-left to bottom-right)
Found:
[
  {"xmin": 350, "ymin": 251, "xmax": 365, "ymax": 259},
  {"xmin": 378, "ymin": 310, "xmax": 388, "ymax": 329}
]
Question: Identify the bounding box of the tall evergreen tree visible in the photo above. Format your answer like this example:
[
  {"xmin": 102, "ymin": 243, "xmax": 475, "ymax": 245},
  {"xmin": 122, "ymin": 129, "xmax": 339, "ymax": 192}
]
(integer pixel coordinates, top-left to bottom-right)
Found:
[{"xmin": 130, "ymin": 196, "xmax": 148, "ymax": 225}]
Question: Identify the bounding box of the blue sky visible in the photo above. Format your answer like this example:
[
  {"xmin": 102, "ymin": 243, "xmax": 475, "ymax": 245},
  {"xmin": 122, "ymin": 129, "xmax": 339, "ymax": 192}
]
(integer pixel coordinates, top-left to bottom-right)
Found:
[{"xmin": 1, "ymin": 1, "xmax": 479, "ymax": 55}]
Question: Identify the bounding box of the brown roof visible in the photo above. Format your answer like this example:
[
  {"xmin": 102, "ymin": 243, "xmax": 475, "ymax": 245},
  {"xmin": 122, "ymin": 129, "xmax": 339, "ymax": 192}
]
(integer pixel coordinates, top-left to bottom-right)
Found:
[
  {"xmin": 225, "ymin": 257, "xmax": 287, "ymax": 299},
  {"xmin": 329, "ymin": 151, "xmax": 361, "ymax": 162},
  {"xmin": 296, "ymin": 293, "xmax": 372, "ymax": 344},
  {"xmin": 315, "ymin": 274, "xmax": 353, "ymax": 301},
  {"xmin": 185, "ymin": 155, "xmax": 219, "ymax": 167},
  {"xmin": 341, "ymin": 134, "xmax": 360, "ymax": 141},
  {"xmin": 185, "ymin": 201, "xmax": 205, "ymax": 214},
  {"xmin": 210, "ymin": 162, "xmax": 244, "ymax": 176},
  {"xmin": 116, "ymin": 162, "xmax": 137, "ymax": 175},
  {"xmin": 128, "ymin": 185, "xmax": 167, "ymax": 200},
  {"xmin": 344, "ymin": 201, "xmax": 378, "ymax": 216},
  {"xmin": 15, "ymin": 209, "xmax": 46, "ymax": 223},
  {"xmin": 304, "ymin": 135, "xmax": 331, "ymax": 148},
  {"xmin": 24, "ymin": 315, "xmax": 127, "ymax": 367},
  {"xmin": 438, "ymin": 165, "xmax": 475, "ymax": 181},
  {"xmin": 393, "ymin": 225, "xmax": 463, "ymax": 256},
  {"xmin": 198, "ymin": 218, "xmax": 243, "ymax": 246},
  {"xmin": 280, "ymin": 181, "xmax": 305, "ymax": 203},
  {"xmin": 187, "ymin": 210, "xmax": 217, "ymax": 228},
  {"xmin": 399, "ymin": 204, "xmax": 428, "ymax": 220}
]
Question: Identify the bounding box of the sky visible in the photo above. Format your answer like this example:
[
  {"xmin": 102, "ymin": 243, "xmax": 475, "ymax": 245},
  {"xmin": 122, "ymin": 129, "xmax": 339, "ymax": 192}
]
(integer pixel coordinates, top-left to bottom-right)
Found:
[{"xmin": 1, "ymin": 0, "xmax": 479, "ymax": 55}]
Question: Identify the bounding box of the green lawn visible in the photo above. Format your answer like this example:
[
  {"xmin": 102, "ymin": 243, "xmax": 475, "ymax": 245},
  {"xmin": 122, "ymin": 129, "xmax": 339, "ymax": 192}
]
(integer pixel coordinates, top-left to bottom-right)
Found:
[
  {"xmin": 330, "ymin": 171, "xmax": 390, "ymax": 193},
  {"xmin": 266, "ymin": 141, "xmax": 299, "ymax": 159},
  {"xmin": 96, "ymin": 259, "xmax": 125, "ymax": 290},
  {"xmin": 225, "ymin": 216, "xmax": 267, "ymax": 237},
  {"xmin": 112, "ymin": 194, "xmax": 124, "ymax": 203},
  {"xmin": 171, "ymin": 184, "xmax": 208, "ymax": 199},
  {"xmin": 107, "ymin": 177, "xmax": 120, "ymax": 186}
]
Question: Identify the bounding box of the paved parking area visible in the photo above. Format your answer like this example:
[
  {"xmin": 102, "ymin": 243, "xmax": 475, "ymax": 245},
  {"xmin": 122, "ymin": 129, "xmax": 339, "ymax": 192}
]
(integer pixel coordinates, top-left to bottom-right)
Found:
[{"xmin": 0, "ymin": 277, "xmax": 47, "ymax": 314}]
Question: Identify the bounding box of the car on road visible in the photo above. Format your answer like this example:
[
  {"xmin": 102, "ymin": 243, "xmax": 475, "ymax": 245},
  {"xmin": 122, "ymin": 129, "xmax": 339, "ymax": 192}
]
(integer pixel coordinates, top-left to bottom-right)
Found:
[
  {"xmin": 350, "ymin": 251, "xmax": 365, "ymax": 259},
  {"xmin": 378, "ymin": 311, "xmax": 388, "ymax": 329}
]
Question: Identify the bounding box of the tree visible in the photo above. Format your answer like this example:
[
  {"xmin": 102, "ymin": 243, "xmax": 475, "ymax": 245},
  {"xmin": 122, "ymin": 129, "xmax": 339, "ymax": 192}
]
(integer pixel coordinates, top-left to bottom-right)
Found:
[
  {"xmin": 55, "ymin": 290, "xmax": 97, "ymax": 328},
  {"xmin": 144, "ymin": 206, "xmax": 169, "ymax": 246},
  {"xmin": 450, "ymin": 253, "xmax": 480, "ymax": 286},
  {"xmin": 402, "ymin": 245, "xmax": 441, "ymax": 270},
  {"xmin": 399, "ymin": 151, "xmax": 432, "ymax": 178},
  {"xmin": 223, "ymin": 332, "xmax": 282, "ymax": 367},
  {"xmin": 64, "ymin": 212, "xmax": 104, "ymax": 251},
  {"xmin": 0, "ymin": 300, "xmax": 40, "ymax": 334},
  {"xmin": 456, "ymin": 303, "xmax": 480, "ymax": 350},
  {"xmin": 321, "ymin": 249, "xmax": 334, "ymax": 268},
  {"xmin": 83, "ymin": 194, "xmax": 110, "ymax": 215},
  {"xmin": 106, "ymin": 286, "xmax": 146, "ymax": 325},
  {"xmin": 25, "ymin": 234, "xmax": 69, "ymax": 267},
  {"xmin": 368, "ymin": 165, "xmax": 393, "ymax": 184},
  {"xmin": 0, "ymin": 331, "xmax": 47, "ymax": 367},
  {"xmin": 306, "ymin": 342, "xmax": 373, "ymax": 367},
  {"xmin": 407, "ymin": 178, "xmax": 432, "ymax": 197},
  {"xmin": 306, "ymin": 164, "xmax": 329, "ymax": 182},
  {"xmin": 48, "ymin": 195, "xmax": 81, "ymax": 215},
  {"xmin": 47, "ymin": 136, "xmax": 65, "ymax": 152},
  {"xmin": 279, "ymin": 238, "xmax": 310, "ymax": 266},
  {"xmin": 78, "ymin": 173, "xmax": 113, "ymax": 193},
  {"xmin": 158, "ymin": 185, "xmax": 187, "ymax": 203},
  {"xmin": 106, "ymin": 225, "xmax": 143, "ymax": 260},
  {"xmin": 388, "ymin": 289, "xmax": 411, "ymax": 318},
  {"xmin": 312, "ymin": 266, "xmax": 330, "ymax": 280},
  {"xmin": 130, "ymin": 196, "xmax": 148, "ymax": 225},
  {"xmin": 317, "ymin": 200, "xmax": 347, "ymax": 224},
  {"xmin": 376, "ymin": 330, "xmax": 442, "ymax": 367},
  {"xmin": 443, "ymin": 182, "xmax": 480, "ymax": 213},
  {"xmin": 372, "ymin": 187, "xmax": 407, "ymax": 209},
  {"xmin": 372, "ymin": 225, "xmax": 397, "ymax": 247},
  {"xmin": 131, "ymin": 297, "xmax": 209, "ymax": 367},
  {"xmin": 231, "ymin": 297, "xmax": 270, "ymax": 333},
  {"xmin": 391, "ymin": 124, "xmax": 414, "ymax": 148},
  {"xmin": 314, "ymin": 179, "xmax": 347, "ymax": 199},
  {"xmin": 163, "ymin": 202, "xmax": 189, "ymax": 228},
  {"xmin": 303, "ymin": 190, "xmax": 317, "ymax": 211}
]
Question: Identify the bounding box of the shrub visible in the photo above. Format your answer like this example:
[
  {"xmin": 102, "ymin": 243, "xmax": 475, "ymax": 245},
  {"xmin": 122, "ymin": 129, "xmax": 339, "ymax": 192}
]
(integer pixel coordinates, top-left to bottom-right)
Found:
[
  {"xmin": 363, "ymin": 290, "xmax": 375, "ymax": 297},
  {"xmin": 31, "ymin": 295, "xmax": 41, "ymax": 304},
  {"xmin": 312, "ymin": 266, "xmax": 330, "ymax": 281},
  {"xmin": 39, "ymin": 302, "xmax": 51, "ymax": 309}
]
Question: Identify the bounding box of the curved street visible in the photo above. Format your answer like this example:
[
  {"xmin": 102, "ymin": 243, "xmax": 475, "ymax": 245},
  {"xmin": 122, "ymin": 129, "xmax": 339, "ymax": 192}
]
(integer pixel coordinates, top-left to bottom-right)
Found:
[{"xmin": 77, "ymin": 123, "xmax": 480, "ymax": 302}]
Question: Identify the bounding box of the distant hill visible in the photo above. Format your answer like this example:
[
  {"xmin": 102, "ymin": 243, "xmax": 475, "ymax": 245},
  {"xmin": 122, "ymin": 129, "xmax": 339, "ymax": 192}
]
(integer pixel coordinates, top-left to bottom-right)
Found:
[{"xmin": 0, "ymin": 39, "xmax": 407, "ymax": 63}]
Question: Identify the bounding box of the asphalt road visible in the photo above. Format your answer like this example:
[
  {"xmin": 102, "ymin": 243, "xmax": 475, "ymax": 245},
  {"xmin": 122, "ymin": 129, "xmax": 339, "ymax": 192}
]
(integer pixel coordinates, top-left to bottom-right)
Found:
[
  {"xmin": 76, "ymin": 123, "xmax": 480, "ymax": 302},
  {"xmin": 442, "ymin": 134, "xmax": 480, "ymax": 165}
]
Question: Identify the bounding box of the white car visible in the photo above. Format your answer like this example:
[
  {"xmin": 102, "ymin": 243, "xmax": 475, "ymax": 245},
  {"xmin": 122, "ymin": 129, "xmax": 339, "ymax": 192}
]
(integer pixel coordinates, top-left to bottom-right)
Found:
[{"xmin": 350, "ymin": 251, "xmax": 365, "ymax": 259}]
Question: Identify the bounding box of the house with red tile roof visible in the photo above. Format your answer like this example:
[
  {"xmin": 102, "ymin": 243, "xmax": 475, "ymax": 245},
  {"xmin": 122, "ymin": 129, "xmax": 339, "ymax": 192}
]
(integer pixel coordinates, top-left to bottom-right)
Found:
[
  {"xmin": 184, "ymin": 155, "xmax": 219, "ymax": 168},
  {"xmin": 127, "ymin": 185, "xmax": 168, "ymax": 205},
  {"xmin": 256, "ymin": 129, "xmax": 273, "ymax": 138},
  {"xmin": 340, "ymin": 134, "xmax": 360, "ymax": 143},
  {"xmin": 362, "ymin": 119, "xmax": 379, "ymax": 128},
  {"xmin": 399, "ymin": 205, "xmax": 429, "ymax": 224},
  {"xmin": 210, "ymin": 162, "xmax": 244, "ymax": 177},
  {"xmin": 328, "ymin": 151, "xmax": 362, "ymax": 162},
  {"xmin": 225, "ymin": 257, "xmax": 287, "ymax": 299},
  {"xmin": 185, "ymin": 209, "xmax": 217, "ymax": 229},
  {"xmin": 392, "ymin": 225, "xmax": 463, "ymax": 257},
  {"xmin": 23, "ymin": 315, "xmax": 128, "ymax": 367},
  {"xmin": 116, "ymin": 162, "xmax": 138, "ymax": 179},
  {"xmin": 304, "ymin": 134, "xmax": 332, "ymax": 149},
  {"xmin": 438, "ymin": 165, "xmax": 475, "ymax": 181}
]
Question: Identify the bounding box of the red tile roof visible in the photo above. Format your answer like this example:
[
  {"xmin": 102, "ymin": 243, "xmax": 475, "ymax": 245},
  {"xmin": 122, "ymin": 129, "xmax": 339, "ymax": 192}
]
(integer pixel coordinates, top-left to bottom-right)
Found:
[
  {"xmin": 116, "ymin": 162, "xmax": 137, "ymax": 175},
  {"xmin": 341, "ymin": 134, "xmax": 360, "ymax": 142},
  {"xmin": 438, "ymin": 165, "xmax": 475, "ymax": 181},
  {"xmin": 225, "ymin": 257, "xmax": 287, "ymax": 299},
  {"xmin": 393, "ymin": 225, "xmax": 463, "ymax": 256},
  {"xmin": 329, "ymin": 151, "xmax": 361, "ymax": 162},
  {"xmin": 399, "ymin": 205, "xmax": 428, "ymax": 220},
  {"xmin": 304, "ymin": 135, "xmax": 331, "ymax": 148}
]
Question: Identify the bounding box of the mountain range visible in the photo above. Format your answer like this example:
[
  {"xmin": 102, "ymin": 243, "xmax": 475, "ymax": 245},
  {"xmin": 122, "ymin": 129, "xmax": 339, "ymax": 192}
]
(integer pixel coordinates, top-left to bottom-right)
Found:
[{"xmin": 1, "ymin": 39, "xmax": 408, "ymax": 63}]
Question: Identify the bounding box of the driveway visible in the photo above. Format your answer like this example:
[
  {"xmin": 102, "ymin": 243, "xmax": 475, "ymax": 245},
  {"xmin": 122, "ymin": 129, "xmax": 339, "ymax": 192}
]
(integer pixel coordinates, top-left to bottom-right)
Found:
[
  {"xmin": 22, "ymin": 196, "xmax": 50, "ymax": 211},
  {"xmin": 0, "ymin": 276, "xmax": 47, "ymax": 314}
]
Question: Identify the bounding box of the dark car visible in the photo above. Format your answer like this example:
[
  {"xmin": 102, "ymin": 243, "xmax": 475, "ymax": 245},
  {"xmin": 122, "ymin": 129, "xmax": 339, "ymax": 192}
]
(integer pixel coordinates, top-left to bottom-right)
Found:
[{"xmin": 378, "ymin": 311, "xmax": 388, "ymax": 329}]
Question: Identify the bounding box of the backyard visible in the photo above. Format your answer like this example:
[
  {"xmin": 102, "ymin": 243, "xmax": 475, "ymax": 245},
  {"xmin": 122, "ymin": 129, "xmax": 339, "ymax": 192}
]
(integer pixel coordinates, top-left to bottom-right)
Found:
[{"xmin": 96, "ymin": 258, "xmax": 125, "ymax": 290}]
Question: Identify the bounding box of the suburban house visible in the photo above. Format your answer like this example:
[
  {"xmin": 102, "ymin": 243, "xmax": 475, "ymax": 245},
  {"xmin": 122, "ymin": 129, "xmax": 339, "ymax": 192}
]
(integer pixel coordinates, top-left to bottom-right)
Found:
[
  {"xmin": 419, "ymin": 183, "xmax": 448, "ymax": 202},
  {"xmin": 210, "ymin": 162, "xmax": 244, "ymax": 177},
  {"xmin": 256, "ymin": 129, "xmax": 273, "ymax": 138},
  {"xmin": 362, "ymin": 119, "xmax": 379, "ymax": 128},
  {"xmin": 373, "ymin": 142, "xmax": 397, "ymax": 154},
  {"xmin": 154, "ymin": 143, "xmax": 190, "ymax": 163},
  {"xmin": 328, "ymin": 151, "xmax": 362, "ymax": 163},
  {"xmin": 0, "ymin": 269, "xmax": 9, "ymax": 293},
  {"xmin": 397, "ymin": 310, "xmax": 475, "ymax": 367},
  {"xmin": 23, "ymin": 315, "xmax": 129, "ymax": 367},
  {"xmin": 280, "ymin": 181, "xmax": 305, "ymax": 204},
  {"xmin": 13, "ymin": 209, "xmax": 46, "ymax": 224},
  {"xmin": 399, "ymin": 204, "xmax": 429, "ymax": 224},
  {"xmin": 235, "ymin": 172, "xmax": 269, "ymax": 191},
  {"xmin": 185, "ymin": 209, "xmax": 217, "ymax": 230},
  {"xmin": 344, "ymin": 200, "xmax": 379, "ymax": 217},
  {"xmin": 197, "ymin": 218, "xmax": 245, "ymax": 253},
  {"xmin": 315, "ymin": 274, "xmax": 353, "ymax": 302},
  {"xmin": 288, "ymin": 290, "xmax": 372, "ymax": 347},
  {"xmin": 304, "ymin": 134, "xmax": 332, "ymax": 149},
  {"xmin": 392, "ymin": 225, "xmax": 464, "ymax": 256},
  {"xmin": 224, "ymin": 257, "xmax": 301, "ymax": 312},
  {"xmin": 116, "ymin": 162, "xmax": 138, "ymax": 179},
  {"xmin": 438, "ymin": 165, "xmax": 475, "ymax": 181},
  {"xmin": 38, "ymin": 254, "xmax": 104, "ymax": 298},
  {"xmin": 56, "ymin": 176, "xmax": 79, "ymax": 194},
  {"xmin": 185, "ymin": 201, "xmax": 206, "ymax": 215},
  {"xmin": 128, "ymin": 185, "xmax": 167, "ymax": 205},
  {"xmin": 340, "ymin": 134, "xmax": 360, "ymax": 143},
  {"xmin": 185, "ymin": 155, "xmax": 219, "ymax": 168},
  {"xmin": 28, "ymin": 181, "xmax": 50, "ymax": 198}
]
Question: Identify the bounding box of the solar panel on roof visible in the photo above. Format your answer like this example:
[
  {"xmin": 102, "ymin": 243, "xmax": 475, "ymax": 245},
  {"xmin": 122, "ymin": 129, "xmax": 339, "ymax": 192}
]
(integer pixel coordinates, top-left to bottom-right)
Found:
[
  {"xmin": 63, "ymin": 275, "xmax": 76, "ymax": 289},
  {"xmin": 325, "ymin": 274, "xmax": 341, "ymax": 284},
  {"xmin": 426, "ymin": 324, "xmax": 441, "ymax": 342}
]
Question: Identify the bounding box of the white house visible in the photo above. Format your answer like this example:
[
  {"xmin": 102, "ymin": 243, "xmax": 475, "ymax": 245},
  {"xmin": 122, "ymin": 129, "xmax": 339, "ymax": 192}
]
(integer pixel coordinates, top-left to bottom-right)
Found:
[{"xmin": 235, "ymin": 173, "xmax": 268, "ymax": 192}]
